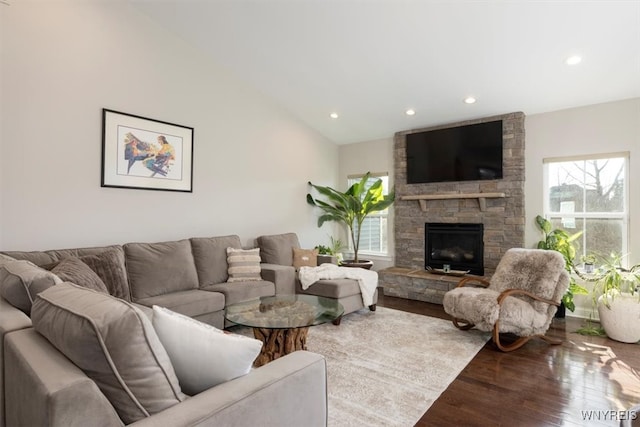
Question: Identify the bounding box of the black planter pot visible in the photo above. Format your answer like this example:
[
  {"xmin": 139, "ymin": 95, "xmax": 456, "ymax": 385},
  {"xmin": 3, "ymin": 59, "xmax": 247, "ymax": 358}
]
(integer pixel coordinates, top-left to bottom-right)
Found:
[
  {"xmin": 340, "ymin": 259, "xmax": 374, "ymax": 270},
  {"xmin": 555, "ymin": 301, "xmax": 566, "ymax": 318}
]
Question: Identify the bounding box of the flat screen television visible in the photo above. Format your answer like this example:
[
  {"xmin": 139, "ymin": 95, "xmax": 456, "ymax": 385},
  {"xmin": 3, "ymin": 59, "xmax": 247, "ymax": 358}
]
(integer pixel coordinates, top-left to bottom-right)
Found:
[{"xmin": 406, "ymin": 120, "xmax": 503, "ymax": 184}]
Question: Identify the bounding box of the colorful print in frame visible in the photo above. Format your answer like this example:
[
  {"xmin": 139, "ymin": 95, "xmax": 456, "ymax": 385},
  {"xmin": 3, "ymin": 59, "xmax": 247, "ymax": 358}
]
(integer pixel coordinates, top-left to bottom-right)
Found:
[{"xmin": 102, "ymin": 109, "xmax": 193, "ymax": 192}]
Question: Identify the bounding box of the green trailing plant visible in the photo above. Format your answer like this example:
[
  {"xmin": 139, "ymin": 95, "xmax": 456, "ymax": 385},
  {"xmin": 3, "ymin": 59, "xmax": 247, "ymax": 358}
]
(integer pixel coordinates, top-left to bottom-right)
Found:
[
  {"xmin": 307, "ymin": 172, "xmax": 395, "ymax": 263},
  {"xmin": 575, "ymin": 315, "xmax": 606, "ymax": 336},
  {"xmin": 590, "ymin": 253, "xmax": 640, "ymax": 308},
  {"xmin": 535, "ymin": 215, "xmax": 588, "ymax": 312},
  {"xmin": 575, "ymin": 253, "xmax": 640, "ymax": 337}
]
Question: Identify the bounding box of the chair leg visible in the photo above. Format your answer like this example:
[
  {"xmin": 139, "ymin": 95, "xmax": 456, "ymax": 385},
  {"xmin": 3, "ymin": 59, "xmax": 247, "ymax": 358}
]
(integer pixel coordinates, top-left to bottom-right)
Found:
[
  {"xmin": 492, "ymin": 321, "xmax": 564, "ymax": 352},
  {"xmin": 492, "ymin": 331, "xmax": 533, "ymax": 352},
  {"xmin": 539, "ymin": 334, "xmax": 563, "ymax": 346},
  {"xmin": 452, "ymin": 317, "xmax": 475, "ymax": 331},
  {"xmin": 368, "ymin": 304, "xmax": 377, "ymax": 311}
]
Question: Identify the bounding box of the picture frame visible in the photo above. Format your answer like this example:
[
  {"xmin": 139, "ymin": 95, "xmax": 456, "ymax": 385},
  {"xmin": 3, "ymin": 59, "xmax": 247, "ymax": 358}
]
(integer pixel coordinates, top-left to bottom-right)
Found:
[{"xmin": 101, "ymin": 109, "xmax": 194, "ymax": 192}]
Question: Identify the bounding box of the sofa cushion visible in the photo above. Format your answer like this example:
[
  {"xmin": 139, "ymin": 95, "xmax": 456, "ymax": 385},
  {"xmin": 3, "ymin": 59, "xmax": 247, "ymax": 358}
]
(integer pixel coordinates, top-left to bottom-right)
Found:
[
  {"xmin": 296, "ymin": 278, "xmax": 362, "ymax": 299},
  {"xmin": 0, "ymin": 250, "xmax": 57, "ymax": 266},
  {"xmin": 0, "ymin": 260, "xmax": 62, "ymax": 314},
  {"xmin": 152, "ymin": 305, "xmax": 262, "ymax": 395},
  {"xmin": 203, "ymin": 280, "xmax": 275, "ymax": 305},
  {"xmin": 257, "ymin": 233, "xmax": 301, "ymax": 266},
  {"xmin": 50, "ymin": 257, "xmax": 109, "ymax": 293},
  {"xmin": 134, "ymin": 289, "xmax": 225, "ymax": 318},
  {"xmin": 125, "ymin": 240, "xmax": 199, "ymax": 300},
  {"xmin": 293, "ymin": 248, "xmax": 318, "ymax": 270},
  {"xmin": 79, "ymin": 249, "xmax": 131, "ymax": 301},
  {"xmin": 190, "ymin": 235, "xmax": 243, "ymax": 286},
  {"xmin": 227, "ymin": 248, "xmax": 262, "ymax": 282},
  {"xmin": 0, "ymin": 252, "xmax": 15, "ymax": 265},
  {"xmin": 2, "ymin": 245, "xmax": 123, "ymax": 267},
  {"xmin": 31, "ymin": 283, "xmax": 186, "ymax": 424}
]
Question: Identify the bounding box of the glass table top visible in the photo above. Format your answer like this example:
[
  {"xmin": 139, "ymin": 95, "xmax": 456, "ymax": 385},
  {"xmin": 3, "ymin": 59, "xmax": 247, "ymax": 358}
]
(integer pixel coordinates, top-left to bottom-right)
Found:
[{"xmin": 225, "ymin": 294, "xmax": 344, "ymax": 329}]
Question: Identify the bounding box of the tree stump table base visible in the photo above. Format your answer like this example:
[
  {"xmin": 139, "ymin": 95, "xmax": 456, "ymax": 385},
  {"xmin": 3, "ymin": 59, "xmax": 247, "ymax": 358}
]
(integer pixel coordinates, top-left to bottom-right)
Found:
[{"xmin": 252, "ymin": 327, "xmax": 309, "ymax": 367}]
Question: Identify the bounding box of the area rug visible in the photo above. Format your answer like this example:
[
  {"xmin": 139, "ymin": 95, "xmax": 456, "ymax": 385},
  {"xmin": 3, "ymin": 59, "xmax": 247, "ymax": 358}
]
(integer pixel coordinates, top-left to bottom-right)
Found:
[
  {"xmin": 235, "ymin": 307, "xmax": 489, "ymax": 426},
  {"xmin": 305, "ymin": 307, "xmax": 489, "ymax": 426}
]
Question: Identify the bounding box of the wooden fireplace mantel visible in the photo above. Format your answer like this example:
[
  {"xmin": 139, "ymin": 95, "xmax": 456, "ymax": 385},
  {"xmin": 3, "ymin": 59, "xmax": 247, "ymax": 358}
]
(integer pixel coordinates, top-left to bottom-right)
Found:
[{"xmin": 400, "ymin": 192, "xmax": 506, "ymax": 212}]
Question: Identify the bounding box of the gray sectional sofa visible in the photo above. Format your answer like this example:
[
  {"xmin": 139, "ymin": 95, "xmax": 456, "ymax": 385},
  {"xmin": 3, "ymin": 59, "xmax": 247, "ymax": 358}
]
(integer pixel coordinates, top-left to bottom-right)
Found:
[{"xmin": 0, "ymin": 235, "xmax": 328, "ymax": 427}]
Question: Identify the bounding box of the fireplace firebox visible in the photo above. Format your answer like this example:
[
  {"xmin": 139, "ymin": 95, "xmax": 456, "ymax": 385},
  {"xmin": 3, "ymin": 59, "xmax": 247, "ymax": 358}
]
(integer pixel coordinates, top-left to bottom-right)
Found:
[{"xmin": 425, "ymin": 223, "xmax": 484, "ymax": 276}]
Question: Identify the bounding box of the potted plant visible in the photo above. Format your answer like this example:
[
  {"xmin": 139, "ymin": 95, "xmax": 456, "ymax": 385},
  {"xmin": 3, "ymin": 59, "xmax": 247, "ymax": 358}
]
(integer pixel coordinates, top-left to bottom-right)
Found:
[
  {"xmin": 307, "ymin": 172, "xmax": 395, "ymax": 269},
  {"xmin": 591, "ymin": 254, "xmax": 640, "ymax": 343},
  {"xmin": 535, "ymin": 215, "xmax": 589, "ymax": 314},
  {"xmin": 315, "ymin": 236, "xmax": 345, "ymax": 265}
]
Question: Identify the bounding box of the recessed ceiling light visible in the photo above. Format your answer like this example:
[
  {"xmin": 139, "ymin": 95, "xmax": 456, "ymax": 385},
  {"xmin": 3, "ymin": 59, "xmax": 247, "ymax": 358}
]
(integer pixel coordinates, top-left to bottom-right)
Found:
[
  {"xmin": 464, "ymin": 96, "xmax": 476, "ymax": 104},
  {"xmin": 565, "ymin": 55, "xmax": 582, "ymax": 65},
  {"xmin": 329, "ymin": 112, "xmax": 339, "ymax": 119},
  {"xmin": 405, "ymin": 109, "xmax": 416, "ymax": 116}
]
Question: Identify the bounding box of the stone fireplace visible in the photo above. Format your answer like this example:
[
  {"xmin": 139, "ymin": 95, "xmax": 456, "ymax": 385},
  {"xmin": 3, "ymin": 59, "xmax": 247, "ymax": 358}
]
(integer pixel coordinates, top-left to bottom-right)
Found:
[{"xmin": 379, "ymin": 112, "xmax": 525, "ymax": 304}]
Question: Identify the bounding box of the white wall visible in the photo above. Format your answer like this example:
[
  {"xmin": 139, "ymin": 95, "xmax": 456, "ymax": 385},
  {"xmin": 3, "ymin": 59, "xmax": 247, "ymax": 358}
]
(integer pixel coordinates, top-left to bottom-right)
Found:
[
  {"xmin": 0, "ymin": 1, "xmax": 339, "ymax": 251},
  {"xmin": 524, "ymin": 98, "xmax": 640, "ymax": 259},
  {"xmin": 338, "ymin": 137, "xmax": 395, "ymax": 270}
]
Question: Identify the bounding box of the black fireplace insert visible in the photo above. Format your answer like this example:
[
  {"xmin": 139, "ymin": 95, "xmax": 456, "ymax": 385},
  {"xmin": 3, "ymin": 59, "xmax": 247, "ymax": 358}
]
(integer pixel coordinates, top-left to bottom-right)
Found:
[{"xmin": 425, "ymin": 223, "xmax": 484, "ymax": 276}]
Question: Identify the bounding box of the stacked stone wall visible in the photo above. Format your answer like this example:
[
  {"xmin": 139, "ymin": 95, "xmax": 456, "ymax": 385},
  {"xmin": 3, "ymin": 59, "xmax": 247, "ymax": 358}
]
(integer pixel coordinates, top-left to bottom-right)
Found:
[{"xmin": 393, "ymin": 112, "xmax": 526, "ymax": 275}]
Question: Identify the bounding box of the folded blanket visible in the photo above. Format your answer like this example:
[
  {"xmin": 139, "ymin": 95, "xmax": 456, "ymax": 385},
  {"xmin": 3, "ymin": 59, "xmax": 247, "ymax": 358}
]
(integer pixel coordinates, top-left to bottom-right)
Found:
[{"xmin": 298, "ymin": 263, "xmax": 378, "ymax": 307}]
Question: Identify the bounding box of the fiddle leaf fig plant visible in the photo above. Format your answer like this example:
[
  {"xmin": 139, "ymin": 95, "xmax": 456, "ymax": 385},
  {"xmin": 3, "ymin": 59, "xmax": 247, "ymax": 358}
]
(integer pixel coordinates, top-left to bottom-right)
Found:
[
  {"xmin": 307, "ymin": 172, "xmax": 395, "ymax": 263},
  {"xmin": 535, "ymin": 215, "xmax": 588, "ymax": 312}
]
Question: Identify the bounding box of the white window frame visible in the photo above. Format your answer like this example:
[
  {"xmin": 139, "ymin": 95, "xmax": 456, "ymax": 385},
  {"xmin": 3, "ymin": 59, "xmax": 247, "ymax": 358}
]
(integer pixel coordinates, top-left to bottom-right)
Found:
[
  {"xmin": 347, "ymin": 172, "xmax": 391, "ymax": 257},
  {"xmin": 542, "ymin": 152, "xmax": 629, "ymax": 266}
]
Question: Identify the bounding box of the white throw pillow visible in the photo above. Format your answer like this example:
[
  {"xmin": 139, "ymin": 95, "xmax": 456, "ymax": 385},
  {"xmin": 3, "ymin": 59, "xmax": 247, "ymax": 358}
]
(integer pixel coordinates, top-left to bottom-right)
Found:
[
  {"xmin": 151, "ymin": 305, "xmax": 263, "ymax": 395},
  {"xmin": 226, "ymin": 247, "xmax": 262, "ymax": 282}
]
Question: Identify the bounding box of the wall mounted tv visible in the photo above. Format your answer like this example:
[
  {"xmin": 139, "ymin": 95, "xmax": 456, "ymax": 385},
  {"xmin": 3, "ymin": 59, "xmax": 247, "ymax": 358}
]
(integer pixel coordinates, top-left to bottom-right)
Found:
[{"xmin": 406, "ymin": 120, "xmax": 503, "ymax": 184}]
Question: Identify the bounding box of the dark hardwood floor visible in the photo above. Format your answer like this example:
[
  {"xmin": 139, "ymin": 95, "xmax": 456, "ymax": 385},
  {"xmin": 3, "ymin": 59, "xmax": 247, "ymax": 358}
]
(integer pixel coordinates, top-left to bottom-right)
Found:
[{"xmin": 377, "ymin": 293, "xmax": 640, "ymax": 427}]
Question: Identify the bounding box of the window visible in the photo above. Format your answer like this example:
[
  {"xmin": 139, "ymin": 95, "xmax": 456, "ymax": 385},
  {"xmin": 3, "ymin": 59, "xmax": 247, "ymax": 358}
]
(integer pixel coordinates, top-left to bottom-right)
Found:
[
  {"xmin": 543, "ymin": 153, "xmax": 629, "ymax": 265},
  {"xmin": 347, "ymin": 173, "xmax": 390, "ymax": 256}
]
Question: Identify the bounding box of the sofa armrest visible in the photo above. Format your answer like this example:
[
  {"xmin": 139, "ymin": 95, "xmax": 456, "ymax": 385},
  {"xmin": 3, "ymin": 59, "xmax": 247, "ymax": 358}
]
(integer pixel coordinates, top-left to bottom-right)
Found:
[
  {"xmin": 4, "ymin": 329, "xmax": 122, "ymax": 427},
  {"xmin": 0, "ymin": 297, "xmax": 32, "ymax": 334},
  {"xmin": 131, "ymin": 350, "xmax": 327, "ymax": 427},
  {"xmin": 260, "ymin": 263, "xmax": 296, "ymax": 295},
  {"xmin": 1, "ymin": 296, "xmax": 32, "ymax": 427}
]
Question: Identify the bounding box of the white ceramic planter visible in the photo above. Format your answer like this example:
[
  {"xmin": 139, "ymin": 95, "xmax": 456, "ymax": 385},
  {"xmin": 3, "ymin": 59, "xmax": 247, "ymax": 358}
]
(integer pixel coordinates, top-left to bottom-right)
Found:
[{"xmin": 597, "ymin": 291, "xmax": 640, "ymax": 343}]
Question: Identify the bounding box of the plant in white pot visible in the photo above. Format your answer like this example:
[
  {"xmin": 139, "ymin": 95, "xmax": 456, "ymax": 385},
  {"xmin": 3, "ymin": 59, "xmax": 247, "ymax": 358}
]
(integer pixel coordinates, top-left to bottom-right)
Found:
[
  {"xmin": 314, "ymin": 236, "xmax": 345, "ymax": 265},
  {"xmin": 592, "ymin": 254, "xmax": 640, "ymax": 343},
  {"xmin": 307, "ymin": 172, "xmax": 395, "ymax": 269}
]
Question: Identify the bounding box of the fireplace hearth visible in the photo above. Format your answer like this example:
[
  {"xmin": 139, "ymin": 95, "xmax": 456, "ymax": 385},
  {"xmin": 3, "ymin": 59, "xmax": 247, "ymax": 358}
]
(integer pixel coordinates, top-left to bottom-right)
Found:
[{"xmin": 425, "ymin": 223, "xmax": 484, "ymax": 276}]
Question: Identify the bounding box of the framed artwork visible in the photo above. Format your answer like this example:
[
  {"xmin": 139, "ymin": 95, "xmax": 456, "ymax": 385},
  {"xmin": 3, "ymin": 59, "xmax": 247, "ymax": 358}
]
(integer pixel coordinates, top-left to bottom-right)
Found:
[{"xmin": 101, "ymin": 109, "xmax": 194, "ymax": 192}]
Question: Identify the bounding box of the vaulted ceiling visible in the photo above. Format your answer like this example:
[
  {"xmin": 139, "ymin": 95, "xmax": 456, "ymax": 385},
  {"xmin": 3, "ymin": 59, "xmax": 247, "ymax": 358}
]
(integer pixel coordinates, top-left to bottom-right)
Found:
[{"xmin": 131, "ymin": 0, "xmax": 640, "ymax": 144}]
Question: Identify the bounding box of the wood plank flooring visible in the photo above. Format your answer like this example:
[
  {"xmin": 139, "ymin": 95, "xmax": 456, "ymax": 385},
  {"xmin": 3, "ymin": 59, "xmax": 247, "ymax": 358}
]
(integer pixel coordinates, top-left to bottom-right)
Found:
[{"xmin": 377, "ymin": 293, "xmax": 640, "ymax": 427}]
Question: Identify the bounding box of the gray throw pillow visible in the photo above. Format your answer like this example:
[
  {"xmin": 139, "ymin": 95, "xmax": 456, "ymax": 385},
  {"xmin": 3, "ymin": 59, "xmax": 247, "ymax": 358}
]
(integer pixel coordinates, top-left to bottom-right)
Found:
[
  {"xmin": 50, "ymin": 257, "xmax": 109, "ymax": 294},
  {"xmin": 0, "ymin": 259, "xmax": 62, "ymax": 314},
  {"xmin": 32, "ymin": 283, "xmax": 186, "ymax": 424},
  {"xmin": 79, "ymin": 250, "xmax": 131, "ymax": 301}
]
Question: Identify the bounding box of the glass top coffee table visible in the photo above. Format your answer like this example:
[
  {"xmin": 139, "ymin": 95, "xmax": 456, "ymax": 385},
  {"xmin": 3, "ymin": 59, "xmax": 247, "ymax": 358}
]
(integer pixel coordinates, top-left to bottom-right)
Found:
[{"xmin": 225, "ymin": 294, "xmax": 344, "ymax": 367}]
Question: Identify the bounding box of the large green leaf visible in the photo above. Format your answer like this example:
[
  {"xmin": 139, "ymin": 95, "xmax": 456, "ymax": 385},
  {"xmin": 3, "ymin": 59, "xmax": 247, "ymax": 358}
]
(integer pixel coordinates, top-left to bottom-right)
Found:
[{"xmin": 535, "ymin": 215, "xmax": 551, "ymax": 234}]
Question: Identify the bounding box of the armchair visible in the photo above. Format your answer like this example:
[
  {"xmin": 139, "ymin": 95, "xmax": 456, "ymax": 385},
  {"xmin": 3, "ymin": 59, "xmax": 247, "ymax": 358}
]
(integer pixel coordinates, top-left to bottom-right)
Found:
[{"xmin": 443, "ymin": 248, "xmax": 570, "ymax": 352}]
